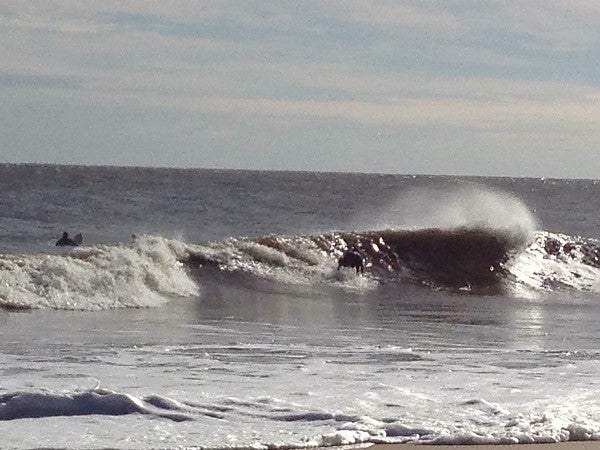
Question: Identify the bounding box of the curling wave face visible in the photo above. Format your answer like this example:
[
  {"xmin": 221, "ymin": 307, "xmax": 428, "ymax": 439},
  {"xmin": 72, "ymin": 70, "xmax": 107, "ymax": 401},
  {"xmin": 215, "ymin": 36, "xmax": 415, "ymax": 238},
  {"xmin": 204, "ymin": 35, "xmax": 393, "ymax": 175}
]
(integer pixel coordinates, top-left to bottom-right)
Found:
[
  {"xmin": 185, "ymin": 227, "xmax": 528, "ymax": 292},
  {"xmin": 3, "ymin": 227, "xmax": 600, "ymax": 310},
  {"xmin": 186, "ymin": 226, "xmax": 600, "ymax": 294}
]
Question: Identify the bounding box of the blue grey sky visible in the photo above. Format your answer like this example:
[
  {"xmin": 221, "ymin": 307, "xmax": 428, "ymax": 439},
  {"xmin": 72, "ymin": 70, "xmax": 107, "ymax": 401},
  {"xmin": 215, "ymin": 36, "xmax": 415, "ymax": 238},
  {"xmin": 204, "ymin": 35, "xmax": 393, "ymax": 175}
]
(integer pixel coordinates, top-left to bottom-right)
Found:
[{"xmin": 2, "ymin": 1, "xmax": 600, "ymax": 177}]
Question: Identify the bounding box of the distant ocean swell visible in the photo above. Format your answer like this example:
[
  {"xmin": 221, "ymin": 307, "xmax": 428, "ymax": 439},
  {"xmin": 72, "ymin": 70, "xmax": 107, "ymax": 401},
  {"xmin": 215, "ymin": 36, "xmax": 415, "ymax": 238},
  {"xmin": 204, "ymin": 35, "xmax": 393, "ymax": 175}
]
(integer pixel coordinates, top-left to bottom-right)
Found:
[{"xmin": 2, "ymin": 227, "xmax": 600, "ymax": 311}]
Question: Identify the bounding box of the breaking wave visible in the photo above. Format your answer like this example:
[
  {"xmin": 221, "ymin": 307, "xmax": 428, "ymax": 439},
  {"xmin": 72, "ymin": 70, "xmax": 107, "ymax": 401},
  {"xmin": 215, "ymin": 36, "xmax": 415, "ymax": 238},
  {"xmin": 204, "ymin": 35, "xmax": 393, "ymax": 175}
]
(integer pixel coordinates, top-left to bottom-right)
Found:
[
  {"xmin": 2, "ymin": 224, "xmax": 600, "ymax": 311},
  {"xmin": 0, "ymin": 236, "xmax": 198, "ymax": 311},
  {"xmin": 186, "ymin": 227, "xmax": 526, "ymax": 291}
]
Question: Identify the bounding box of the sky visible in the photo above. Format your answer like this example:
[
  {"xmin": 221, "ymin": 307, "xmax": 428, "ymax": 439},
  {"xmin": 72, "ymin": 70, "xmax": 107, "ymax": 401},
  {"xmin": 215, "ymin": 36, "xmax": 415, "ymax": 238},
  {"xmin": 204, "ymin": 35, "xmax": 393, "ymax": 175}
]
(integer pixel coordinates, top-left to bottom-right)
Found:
[{"xmin": 1, "ymin": 1, "xmax": 600, "ymax": 178}]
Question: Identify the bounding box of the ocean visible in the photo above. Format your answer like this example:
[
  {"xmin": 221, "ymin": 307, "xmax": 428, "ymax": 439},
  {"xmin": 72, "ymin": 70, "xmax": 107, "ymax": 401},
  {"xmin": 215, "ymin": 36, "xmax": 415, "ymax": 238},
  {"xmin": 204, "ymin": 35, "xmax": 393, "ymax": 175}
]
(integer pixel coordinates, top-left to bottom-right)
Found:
[{"xmin": 2, "ymin": 164, "xmax": 600, "ymax": 448}]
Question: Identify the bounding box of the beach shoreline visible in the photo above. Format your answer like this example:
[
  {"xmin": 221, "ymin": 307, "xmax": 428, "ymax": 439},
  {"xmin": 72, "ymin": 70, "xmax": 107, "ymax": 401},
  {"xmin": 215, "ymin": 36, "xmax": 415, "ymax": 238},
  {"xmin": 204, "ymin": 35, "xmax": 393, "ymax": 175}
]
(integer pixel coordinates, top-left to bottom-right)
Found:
[{"xmin": 367, "ymin": 443, "xmax": 600, "ymax": 450}]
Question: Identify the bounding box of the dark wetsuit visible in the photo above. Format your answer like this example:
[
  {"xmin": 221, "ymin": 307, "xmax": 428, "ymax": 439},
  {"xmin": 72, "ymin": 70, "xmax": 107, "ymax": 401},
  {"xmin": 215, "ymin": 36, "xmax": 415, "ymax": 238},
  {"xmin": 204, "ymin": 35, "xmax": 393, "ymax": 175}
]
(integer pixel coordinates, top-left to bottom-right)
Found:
[
  {"xmin": 56, "ymin": 233, "xmax": 78, "ymax": 246},
  {"xmin": 337, "ymin": 250, "xmax": 364, "ymax": 274}
]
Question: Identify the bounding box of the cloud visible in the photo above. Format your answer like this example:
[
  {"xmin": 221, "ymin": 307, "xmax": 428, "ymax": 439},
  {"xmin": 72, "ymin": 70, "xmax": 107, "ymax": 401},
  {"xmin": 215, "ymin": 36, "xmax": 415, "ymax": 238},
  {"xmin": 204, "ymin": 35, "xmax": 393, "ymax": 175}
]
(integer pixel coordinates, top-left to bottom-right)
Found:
[
  {"xmin": 495, "ymin": 0, "xmax": 600, "ymax": 51},
  {"xmin": 0, "ymin": 71, "xmax": 80, "ymax": 89},
  {"xmin": 47, "ymin": 82, "xmax": 596, "ymax": 132},
  {"xmin": 2, "ymin": 1, "xmax": 600, "ymax": 175},
  {"xmin": 320, "ymin": 0, "xmax": 463, "ymax": 32}
]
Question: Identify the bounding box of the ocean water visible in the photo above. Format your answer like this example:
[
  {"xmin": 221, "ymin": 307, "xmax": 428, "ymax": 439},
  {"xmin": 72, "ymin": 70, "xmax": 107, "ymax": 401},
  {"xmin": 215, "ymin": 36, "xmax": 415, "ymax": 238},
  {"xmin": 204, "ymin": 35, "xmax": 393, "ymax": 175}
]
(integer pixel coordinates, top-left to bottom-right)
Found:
[{"xmin": 2, "ymin": 164, "xmax": 600, "ymax": 448}]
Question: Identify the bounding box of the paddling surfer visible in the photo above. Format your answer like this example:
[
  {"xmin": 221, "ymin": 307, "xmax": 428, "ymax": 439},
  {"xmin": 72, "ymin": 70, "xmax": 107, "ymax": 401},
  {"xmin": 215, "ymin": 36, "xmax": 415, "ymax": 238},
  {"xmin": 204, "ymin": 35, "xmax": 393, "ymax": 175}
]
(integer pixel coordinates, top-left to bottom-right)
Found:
[{"xmin": 55, "ymin": 232, "xmax": 81, "ymax": 247}]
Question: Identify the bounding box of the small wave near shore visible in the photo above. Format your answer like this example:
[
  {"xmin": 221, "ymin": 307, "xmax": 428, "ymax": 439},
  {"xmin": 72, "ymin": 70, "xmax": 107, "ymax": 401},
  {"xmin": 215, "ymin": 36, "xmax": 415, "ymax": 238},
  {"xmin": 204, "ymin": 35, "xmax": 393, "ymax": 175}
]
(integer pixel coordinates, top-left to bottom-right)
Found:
[{"xmin": 2, "ymin": 386, "xmax": 600, "ymax": 447}]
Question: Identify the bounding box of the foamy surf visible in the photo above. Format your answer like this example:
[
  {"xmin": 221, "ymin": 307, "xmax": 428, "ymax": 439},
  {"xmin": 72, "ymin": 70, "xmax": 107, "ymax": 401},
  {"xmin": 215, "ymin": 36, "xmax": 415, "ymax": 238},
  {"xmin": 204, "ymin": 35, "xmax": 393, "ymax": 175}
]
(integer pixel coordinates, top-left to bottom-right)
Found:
[
  {"xmin": 2, "ymin": 386, "xmax": 600, "ymax": 447},
  {"xmin": 507, "ymin": 231, "xmax": 600, "ymax": 292},
  {"xmin": 0, "ymin": 236, "xmax": 198, "ymax": 310}
]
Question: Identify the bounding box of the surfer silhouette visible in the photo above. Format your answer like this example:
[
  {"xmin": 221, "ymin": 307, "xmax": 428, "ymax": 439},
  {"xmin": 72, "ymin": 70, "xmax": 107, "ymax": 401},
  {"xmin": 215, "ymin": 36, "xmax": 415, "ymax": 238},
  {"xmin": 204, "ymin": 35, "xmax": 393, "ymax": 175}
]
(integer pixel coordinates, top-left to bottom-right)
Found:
[
  {"xmin": 56, "ymin": 232, "xmax": 82, "ymax": 247},
  {"xmin": 338, "ymin": 248, "xmax": 364, "ymax": 274}
]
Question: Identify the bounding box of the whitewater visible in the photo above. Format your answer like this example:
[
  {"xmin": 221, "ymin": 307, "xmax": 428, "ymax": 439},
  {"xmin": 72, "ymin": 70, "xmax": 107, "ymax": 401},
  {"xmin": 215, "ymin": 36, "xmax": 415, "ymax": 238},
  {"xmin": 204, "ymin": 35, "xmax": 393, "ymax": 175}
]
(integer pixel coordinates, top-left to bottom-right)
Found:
[{"xmin": 2, "ymin": 164, "xmax": 600, "ymax": 448}]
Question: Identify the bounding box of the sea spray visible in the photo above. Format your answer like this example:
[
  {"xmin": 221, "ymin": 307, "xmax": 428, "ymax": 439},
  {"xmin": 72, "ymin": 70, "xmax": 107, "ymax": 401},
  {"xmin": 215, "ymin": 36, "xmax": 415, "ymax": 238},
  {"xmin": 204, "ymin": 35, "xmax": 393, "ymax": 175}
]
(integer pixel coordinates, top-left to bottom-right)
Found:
[{"xmin": 352, "ymin": 184, "xmax": 538, "ymax": 242}]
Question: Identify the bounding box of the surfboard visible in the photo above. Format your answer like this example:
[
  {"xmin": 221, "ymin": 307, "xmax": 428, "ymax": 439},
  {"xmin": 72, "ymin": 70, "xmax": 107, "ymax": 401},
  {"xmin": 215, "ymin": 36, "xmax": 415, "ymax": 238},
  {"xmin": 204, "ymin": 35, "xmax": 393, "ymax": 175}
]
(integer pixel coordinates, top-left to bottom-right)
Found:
[{"xmin": 73, "ymin": 233, "xmax": 83, "ymax": 246}]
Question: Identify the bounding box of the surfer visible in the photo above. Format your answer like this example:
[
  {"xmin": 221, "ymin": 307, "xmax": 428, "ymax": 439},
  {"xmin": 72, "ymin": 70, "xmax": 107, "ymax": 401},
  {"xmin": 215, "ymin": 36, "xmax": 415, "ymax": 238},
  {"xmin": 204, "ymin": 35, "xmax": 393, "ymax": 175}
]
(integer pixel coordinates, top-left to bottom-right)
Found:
[
  {"xmin": 338, "ymin": 248, "xmax": 364, "ymax": 274},
  {"xmin": 55, "ymin": 232, "xmax": 81, "ymax": 247}
]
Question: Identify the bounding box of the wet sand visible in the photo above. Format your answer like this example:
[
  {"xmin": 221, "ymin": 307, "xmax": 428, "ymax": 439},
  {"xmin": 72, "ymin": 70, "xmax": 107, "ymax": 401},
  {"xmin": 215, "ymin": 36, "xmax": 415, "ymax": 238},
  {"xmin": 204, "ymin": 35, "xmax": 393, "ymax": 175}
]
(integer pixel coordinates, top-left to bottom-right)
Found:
[{"xmin": 369, "ymin": 443, "xmax": 600, "ymax": 450}]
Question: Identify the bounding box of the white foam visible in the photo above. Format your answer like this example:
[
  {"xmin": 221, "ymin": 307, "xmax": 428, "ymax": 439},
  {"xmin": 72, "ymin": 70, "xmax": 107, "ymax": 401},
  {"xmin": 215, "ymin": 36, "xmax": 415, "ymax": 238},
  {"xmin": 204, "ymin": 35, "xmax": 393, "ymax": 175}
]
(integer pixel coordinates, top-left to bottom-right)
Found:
[
  {"xmin": 239, "ymin": 242, "xmax": 290, "ymax": 267},
  {"xmin": 4, "ymin": 347, "xmax": 600, "ymax": 448},
  {"xmin": 188, "ymin": 236, "xmax": 380, "ymax": 294},
  {"xmin": 328, "ymin": 267, "xmax": 379, "ymax": 292},
  {"xmin": 505, "ymin": 231, "xmax": 600, "ymax": 293},
  {"xmin": 0, "ymin": 236, "xmax": 199, "ymax": 310}
]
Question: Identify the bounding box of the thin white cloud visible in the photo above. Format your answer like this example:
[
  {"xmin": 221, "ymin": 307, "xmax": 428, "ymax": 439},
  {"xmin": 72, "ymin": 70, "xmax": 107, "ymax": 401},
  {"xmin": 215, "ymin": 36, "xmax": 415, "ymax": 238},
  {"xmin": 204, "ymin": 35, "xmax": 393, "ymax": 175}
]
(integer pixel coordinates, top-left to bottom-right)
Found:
[
  {"xmin": 0, "ymin": 11, "xmax": 107, "ymax": 34},
  {"xmin": 29, "ymin": 81, "xmax": 596, "ymax": 131},
  {"xmin": 461, "ymin": 0, "xmax": 600, "ymax": 52},
  {"xmin": 164, "ymin": 96, "xmax": 600, "ymax": 129},
  {"xmin": 319, "ymin": 0, "xmax": 463, "ymax": 32}
]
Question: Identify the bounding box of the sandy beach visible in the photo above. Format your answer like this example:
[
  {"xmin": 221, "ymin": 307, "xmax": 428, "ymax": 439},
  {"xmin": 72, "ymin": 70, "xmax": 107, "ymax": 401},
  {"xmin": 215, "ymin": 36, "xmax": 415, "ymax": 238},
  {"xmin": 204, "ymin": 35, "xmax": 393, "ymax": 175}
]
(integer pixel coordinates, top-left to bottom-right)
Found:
[{"xmin": 370, "ymin": 443, "xmax": 600, "ymax": 450}]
